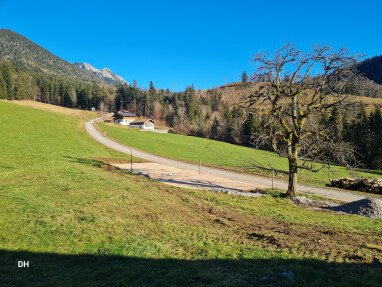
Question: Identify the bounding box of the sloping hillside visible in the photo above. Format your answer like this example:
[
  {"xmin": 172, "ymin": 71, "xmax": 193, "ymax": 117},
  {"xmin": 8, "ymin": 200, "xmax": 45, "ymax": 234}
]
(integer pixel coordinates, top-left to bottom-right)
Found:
[
  {"xmin": 198, "ymin": 82, "xmax": 382, "ymax": 109},
  {"xmin": 357, "ymin": 55, "xmax": 382, "ymax": 85},
  {"xmin": 204, "ymin": 53, "xmax": 382, "ymax": 101},
  {"xmin": 0, "ymin": 29, "xmax": 124, "ymax": 85},
  {"xmin": 1, "ymin": 100, "xmax": 382, "ymax": 286}
]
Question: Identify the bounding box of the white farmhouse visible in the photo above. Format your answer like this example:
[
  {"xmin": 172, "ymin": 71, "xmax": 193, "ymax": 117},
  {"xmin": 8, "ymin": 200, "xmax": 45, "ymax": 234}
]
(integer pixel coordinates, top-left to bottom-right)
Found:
[
  {"xmin": 129, "ymin": 119, "xmax": 155, "ymax": 130},
  {"xmin": 113, "ymin": 110, "xmax": 137, "ymax": 126}
]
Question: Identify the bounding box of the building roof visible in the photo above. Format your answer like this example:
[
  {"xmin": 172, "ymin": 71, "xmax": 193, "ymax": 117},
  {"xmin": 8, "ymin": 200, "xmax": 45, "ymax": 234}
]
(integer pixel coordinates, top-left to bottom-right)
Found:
[
  {"xmin": 114, "ymin": 110, "xmax": 136, "ymax": 117},
  {"xmin": 129, "ymin": 118, "xmax": 155, "ymax": 125}
]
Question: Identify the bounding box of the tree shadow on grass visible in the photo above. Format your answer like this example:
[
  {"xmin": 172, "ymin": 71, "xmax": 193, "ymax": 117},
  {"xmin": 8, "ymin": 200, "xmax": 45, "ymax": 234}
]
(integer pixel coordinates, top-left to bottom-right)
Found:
[
  {"xmin": 64, "ymin": 156, "xmax": 105, "ymax": 168},
  {"xmin": 1, "ymin": 250, "xmax": 381, "ymax": 287},
  {"xmin": 356, "ymin": 168, "xmax": 382, "ymax": 176}
]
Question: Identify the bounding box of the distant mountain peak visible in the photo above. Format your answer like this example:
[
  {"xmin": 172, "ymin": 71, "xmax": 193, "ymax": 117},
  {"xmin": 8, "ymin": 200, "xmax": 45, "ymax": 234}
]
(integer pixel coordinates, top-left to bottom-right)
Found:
[
  {"xmin": 0, "ymin": 29, "xmax": 127, "ymax": 86},
  {"xmin": 75, "ymin": 62, "xmax": 127, "ymax": 85}
]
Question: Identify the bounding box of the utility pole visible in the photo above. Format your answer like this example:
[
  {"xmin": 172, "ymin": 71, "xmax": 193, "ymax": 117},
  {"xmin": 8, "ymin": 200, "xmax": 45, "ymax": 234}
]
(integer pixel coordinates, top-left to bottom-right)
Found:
[
  {"xmin": 130, "ymin": 148, "xmax": 133, "ymax": 173},
  {"xmin": 100, "ymin": 101, "xmax": 104, "ymax": 122}
]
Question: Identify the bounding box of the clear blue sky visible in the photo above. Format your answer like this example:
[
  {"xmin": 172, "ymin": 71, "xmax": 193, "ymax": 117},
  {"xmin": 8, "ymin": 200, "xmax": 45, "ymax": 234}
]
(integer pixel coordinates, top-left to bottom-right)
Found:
[{"xmin": 0, "ymin": 0, "xmax": 381, "ymax": 90}]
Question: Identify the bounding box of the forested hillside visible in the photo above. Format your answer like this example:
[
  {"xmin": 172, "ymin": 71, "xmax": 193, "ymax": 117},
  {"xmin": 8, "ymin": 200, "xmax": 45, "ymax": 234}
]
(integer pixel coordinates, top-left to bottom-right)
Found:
[
  {"xmin": 0, "ymin": 59, "xmax": 114, "ymax": 109},
  {"xmin": 1, "ymin": 56, "xmax": 381, "ymax": 169},
  {"xmin": 0, "ymin": 29, "xmax": 119, "ymax": 109},
  {"xmin": 357, "ymin": 55, "xmax": 382, "ymax": 85},
  {"xmin": 0, "ymin": 29, "xmax": 100, "ymax": 83},
  {"xmin": 113, "ymin": 82, "xmax": 382, "ymax": 169},
  {"xmin": 0, "ymin": 29, "xmax": 126, "ymax": 85}
]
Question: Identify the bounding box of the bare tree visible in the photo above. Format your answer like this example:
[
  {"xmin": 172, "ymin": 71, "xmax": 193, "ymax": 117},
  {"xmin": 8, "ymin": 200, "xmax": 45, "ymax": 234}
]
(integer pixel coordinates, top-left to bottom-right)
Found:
[
  {"xmin": 173, "ymin": 106, "xmax": 190, "ymax": 134},
  {"xmin": 244, "ymin": 44, "xmax": 361, "ymax": 197}
]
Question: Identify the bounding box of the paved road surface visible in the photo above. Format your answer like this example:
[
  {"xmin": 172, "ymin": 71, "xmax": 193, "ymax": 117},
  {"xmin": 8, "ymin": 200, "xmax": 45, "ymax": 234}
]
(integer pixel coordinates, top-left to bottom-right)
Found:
[{"xmin": 85, "ymin": 119, "xmax": 366, "ymax": 202}]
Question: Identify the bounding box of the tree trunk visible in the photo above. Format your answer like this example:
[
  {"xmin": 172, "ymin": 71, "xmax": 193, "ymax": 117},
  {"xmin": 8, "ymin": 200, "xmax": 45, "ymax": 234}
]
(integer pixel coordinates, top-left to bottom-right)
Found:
[
  {"xmin": 287, "ymin": 156, "xmax": 298, "ymax": 197},
  {"xmin": 287, "ymin": 138, "xmax": 299, "ymax": 197}
]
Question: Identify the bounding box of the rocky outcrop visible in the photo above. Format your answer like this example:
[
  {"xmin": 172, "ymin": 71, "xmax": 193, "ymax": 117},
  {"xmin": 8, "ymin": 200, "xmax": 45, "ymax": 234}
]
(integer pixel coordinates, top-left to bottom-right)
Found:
[
  {"xmin": 328, "ymin": 178, "xmax": 382, "ymax": 194},
  {"xmin": 75, "ymin": 62, "xmax": 127, "ymax": 85}
]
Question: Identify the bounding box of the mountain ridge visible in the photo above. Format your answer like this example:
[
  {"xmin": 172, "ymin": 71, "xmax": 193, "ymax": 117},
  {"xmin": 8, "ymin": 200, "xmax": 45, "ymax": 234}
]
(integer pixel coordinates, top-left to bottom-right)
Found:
[
  {"xmin": 75, "ymin": 62, "xmax": 127, "ymax": 85},
  {"xmin": 0, "ymin": 29, "xmax": 126, "ymax": 85},
  {"xmin": 356, "ymin": 55, "xmax": 382, "ymax": 85}
]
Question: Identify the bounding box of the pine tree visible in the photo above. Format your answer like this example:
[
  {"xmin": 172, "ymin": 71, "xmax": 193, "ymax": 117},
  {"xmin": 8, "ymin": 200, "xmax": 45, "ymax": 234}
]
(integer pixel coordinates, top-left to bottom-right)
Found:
[
  {"xmin": 183, "ymin": 85, "xmax": 201, "ymax": 123},
  {"xmin": 210, "ymin": 117, "xmax": 221, "ymax": 140},
  {"xmin": 62, "ymin": 84, "xmax": 74, "ymax": 108},
  {"xmin": 149, "ymin": 81, "xmax": 156, "ymax": 96},
  {"xmin": 90, "ymin": 83, "xmax": 105, "ymax": 109},
  {"xmin": 329, "ymin": 106, "xmax": 343, "ymax": 140},
  {"xmin": 241, "ymin": 71, "xmax": 248, "ymax": 83},
  {"xmin": 0, "ymin": 73, "xmax": 6, "ymax": 99},
  {"xmin": 1, "ymin": 61, "xmax": 15, "ymax": 99},
  {"xmin": 76, "ymin": 86, "xmax": 92, "ymax": 109},
  {"xmin": 114, "ymin": 94, "xmax": 122, "ymax": 111},
  {"xmin": 342, "ymin": 112, "xmax": 353, "ymax": 143},
  {"xmin": 208, "ymin": 90, "xmax": 222, "ymax": 111},
  {"xmin": 354, "ymin": 107, "xmax": 370, "ymax": 165},
  {"xmin": 146, "ymin": 81, "xmax": 156, "ymax": 116},
  {"xmin": 369, "ymin": 106, "xmax": 382, "ymax": 168},
  {"xmin": 242, "ymin": 112, "xmax": 256, "ymax": 146}
]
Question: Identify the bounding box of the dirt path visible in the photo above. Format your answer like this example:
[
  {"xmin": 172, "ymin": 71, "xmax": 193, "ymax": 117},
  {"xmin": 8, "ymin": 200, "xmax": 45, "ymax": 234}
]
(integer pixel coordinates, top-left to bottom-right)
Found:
[
  {"xmin": 113, "ymin": 162, "xmax": 265, "ymax": 197},
  {"xmin": 86, "ymin": 119, "xmax": 366, "ymax": 202}
]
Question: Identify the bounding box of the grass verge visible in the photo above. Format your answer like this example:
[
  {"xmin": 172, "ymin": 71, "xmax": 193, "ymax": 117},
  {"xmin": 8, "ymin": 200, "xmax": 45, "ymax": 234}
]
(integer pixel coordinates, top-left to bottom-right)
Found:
[
  {"xmin": 98, "ymin": 122, "xmax": 381, "ymax": 188},
  {"xmin": 1, "ymin": 101, "xmax": 381, "ymax": 286}
]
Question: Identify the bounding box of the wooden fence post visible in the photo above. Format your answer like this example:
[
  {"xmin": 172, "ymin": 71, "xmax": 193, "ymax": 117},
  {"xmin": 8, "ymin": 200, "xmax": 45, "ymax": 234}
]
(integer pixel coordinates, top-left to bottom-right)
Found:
[{"xmin": 130, "ymin": 148, "xmax": 133, "ymax": 173}]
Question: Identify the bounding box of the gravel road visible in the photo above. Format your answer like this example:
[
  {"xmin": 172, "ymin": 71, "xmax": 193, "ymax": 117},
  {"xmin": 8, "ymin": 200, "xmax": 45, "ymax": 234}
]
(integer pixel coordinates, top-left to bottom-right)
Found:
[{"xmin": 85, "ymin": 119, "xmax": 366, "ymax": 202}]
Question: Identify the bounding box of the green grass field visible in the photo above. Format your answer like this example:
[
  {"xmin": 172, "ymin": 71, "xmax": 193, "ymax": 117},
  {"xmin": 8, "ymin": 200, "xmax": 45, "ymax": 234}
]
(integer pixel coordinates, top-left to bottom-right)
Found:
[
  {"xmin": 99, "ymin": 123, "xmax": 382, "ymax": 188},
  {"xmin": 1, "ymin": 100, "xmax": 382, "ymax": 286}
]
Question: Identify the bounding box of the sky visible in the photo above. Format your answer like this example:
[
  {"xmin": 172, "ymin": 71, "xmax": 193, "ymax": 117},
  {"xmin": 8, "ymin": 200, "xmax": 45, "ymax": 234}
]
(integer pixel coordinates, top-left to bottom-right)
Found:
[{"xmin": 0, "ymin": 0, "xmax": 381, "ymax": 90}]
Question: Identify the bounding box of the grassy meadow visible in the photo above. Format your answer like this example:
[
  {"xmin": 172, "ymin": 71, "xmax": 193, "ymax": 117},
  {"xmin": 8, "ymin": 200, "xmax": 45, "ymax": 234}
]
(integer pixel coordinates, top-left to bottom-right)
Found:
[
  {"xmin": 98, "ymin": 123, "xmax": 382, "ymax": 187},
  {"xmin": 1, "ymin": 100, "xmax": 382, "ymax": 286}
]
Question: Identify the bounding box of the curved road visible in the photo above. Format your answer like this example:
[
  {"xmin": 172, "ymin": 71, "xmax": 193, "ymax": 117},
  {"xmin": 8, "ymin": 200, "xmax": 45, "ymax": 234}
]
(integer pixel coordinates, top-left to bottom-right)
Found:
[{"xmin": 85, "ymin": 119, "xmax": 365, "ymax": 202}]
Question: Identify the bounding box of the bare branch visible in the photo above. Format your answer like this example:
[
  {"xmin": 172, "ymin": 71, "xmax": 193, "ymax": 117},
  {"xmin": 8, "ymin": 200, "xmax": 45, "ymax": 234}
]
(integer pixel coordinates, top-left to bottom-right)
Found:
[{"xmin": 243, "ymin": 43, "xmax": 362, "ymax": 196}]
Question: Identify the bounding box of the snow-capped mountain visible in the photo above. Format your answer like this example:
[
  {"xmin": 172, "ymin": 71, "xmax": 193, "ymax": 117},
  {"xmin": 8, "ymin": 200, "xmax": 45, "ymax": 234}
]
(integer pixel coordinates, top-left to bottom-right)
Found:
[{"xmin": 75, "ymin": 62, "xmax": 127, "ymax": 85}]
